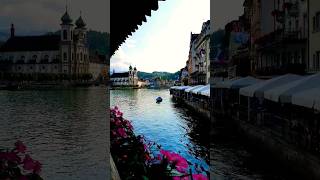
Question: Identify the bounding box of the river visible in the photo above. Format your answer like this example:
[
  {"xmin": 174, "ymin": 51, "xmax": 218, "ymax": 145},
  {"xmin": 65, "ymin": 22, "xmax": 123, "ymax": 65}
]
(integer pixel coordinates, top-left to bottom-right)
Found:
[
  {"xmin": 0, "ymin": 87, "xmax": 108, "ymax": 180},
  {"xmin": 110, "ymin": 88, "xmax": 210, "ymax": 174}
]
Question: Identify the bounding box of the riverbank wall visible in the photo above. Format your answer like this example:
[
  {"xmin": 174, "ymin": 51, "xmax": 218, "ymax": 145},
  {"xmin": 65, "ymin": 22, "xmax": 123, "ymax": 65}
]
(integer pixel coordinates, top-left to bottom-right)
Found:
[
  {"xmin": 0, "ymin": 80, "xmax": 101, "ymax": 90},
  {"xmin": 170, "ymin": 88, "xmax": 210, "ymax": 120}
]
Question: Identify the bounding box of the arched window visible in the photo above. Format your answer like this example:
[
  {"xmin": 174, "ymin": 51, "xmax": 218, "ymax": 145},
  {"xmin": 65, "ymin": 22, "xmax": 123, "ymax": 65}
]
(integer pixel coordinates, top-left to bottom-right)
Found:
[
  {"xmin": 80, "ymin": 52, "xmax": 83, "ymax": 61},
  {"xmin": 32, "ymin": 55, "xmax": 37, "ymax": 60},
  {"xmin": 44, "ymin": 55, "xmax": 49, "ymax": 60},
  {"xmin": 63, "ymin": 30, "xmax": 67, "ymax": 40}
]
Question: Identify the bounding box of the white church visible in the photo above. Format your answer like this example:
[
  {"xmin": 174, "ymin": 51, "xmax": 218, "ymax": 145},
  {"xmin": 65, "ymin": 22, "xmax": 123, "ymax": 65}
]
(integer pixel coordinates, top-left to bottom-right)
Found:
[
  {"xmin": 110, "ymin": 65, "xmax": 139, "ymax": 87},
  {"xmin": 0, "ymin": 8, "xmax": 90, "ymax": 76}
]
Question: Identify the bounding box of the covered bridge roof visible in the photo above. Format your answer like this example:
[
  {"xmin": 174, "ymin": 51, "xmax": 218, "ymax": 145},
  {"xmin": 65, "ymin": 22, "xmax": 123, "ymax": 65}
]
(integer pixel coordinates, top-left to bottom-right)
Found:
[{"xmin": 111, "ymin": 0, "xmax": 165, "ymax": 55}]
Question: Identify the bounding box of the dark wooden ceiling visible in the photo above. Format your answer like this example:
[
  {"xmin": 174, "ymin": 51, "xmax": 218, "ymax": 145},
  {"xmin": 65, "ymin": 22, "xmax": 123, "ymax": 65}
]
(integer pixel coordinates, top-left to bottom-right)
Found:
[{"xmin": 110, "ymin": 0, "xmax": 165, "ymax": 56}]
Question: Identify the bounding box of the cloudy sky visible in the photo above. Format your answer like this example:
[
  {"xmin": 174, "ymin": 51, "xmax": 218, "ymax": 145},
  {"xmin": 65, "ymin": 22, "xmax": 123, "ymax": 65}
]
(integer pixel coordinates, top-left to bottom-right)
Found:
[
  {"xmin": 0, "ymin": 0, "xmax": 109, "ymax": 38},
  {"xmin": 110, "ymin": 0, "xmax": 210, "ymax": 73}
]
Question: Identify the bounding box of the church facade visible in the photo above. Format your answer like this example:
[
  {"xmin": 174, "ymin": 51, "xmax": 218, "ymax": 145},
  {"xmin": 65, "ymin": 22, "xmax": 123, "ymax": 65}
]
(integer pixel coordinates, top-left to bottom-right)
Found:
[
  {"xmin": 0, "ymin": 9, "xmax": 89, "ymax": 77},
  {"xmin": 110, "ymin": 66, "xmax": 138, "ymax": 87}
]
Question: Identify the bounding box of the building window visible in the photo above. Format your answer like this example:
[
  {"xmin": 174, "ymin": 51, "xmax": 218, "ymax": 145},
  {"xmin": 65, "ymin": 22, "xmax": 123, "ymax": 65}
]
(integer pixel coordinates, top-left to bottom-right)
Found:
[
  {"xmin": 30, "ymin": 66, "xmax": 33, "ymax": 70},
  {"xmin": 54, "ymin": 66, "xmax": 57, "ymax": 69},
  {"xmin": 63, "ymin": 53, "xmax": 67, "ymax": 62},
  {"xmin": 71, "ymin": 31, "xmax": 73, "ymax": 40},
  {"xmin": 314, "ymin": 12, "xmax": 320, "ymax": 32},
  {"xmin": 21, "ymin": 56, "xmax": 25, "ymax": 61},
  {"xmin": 63, "ymin": 30, "xmax": 67, "ymax": 40},
  {"xmin": 42, "ymin": 66, "xmax": 45, "ymax": 70}
]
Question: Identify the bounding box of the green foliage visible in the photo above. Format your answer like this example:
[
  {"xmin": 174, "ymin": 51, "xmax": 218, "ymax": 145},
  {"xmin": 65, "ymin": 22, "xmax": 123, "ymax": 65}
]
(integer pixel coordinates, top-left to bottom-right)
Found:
[{"xmin": 138, "ymin": 71, "xmax": 180, "ymax": 81}]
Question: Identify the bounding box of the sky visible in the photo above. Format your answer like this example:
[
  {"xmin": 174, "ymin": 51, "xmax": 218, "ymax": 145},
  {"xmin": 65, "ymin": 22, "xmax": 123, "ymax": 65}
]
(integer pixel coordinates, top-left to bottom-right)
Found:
[
  {"xmin": 0, "ymin": 0, "xmax": 109, "ymax": 39},
  {"xmin": 110, "ymin": 0, "xmax": 210, "ymax": 73}
]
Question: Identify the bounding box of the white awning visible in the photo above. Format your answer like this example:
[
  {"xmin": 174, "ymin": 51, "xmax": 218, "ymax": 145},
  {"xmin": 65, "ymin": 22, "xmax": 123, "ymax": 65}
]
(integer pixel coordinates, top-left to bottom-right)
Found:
[
  {"xmin": 176, "ymin": 86, "xmax": 191, "ymax": 90},
  {"xmin": 264, "ymin": 73, "xmax": 320, "ymax": 103},
  {"xmin": 185, "ymin": 85, "xmax": 204, "ymax": 92},
  {"xmin": 239, "ymin": 74, "xmax": 302, "ymax": 98},
  {"xmin": 190, "ymin": 85, "xmax": 207, "ymax": 94},
  {"xmin": 200, "ymin": 88, "xmax": 210, "ymax": 96},
  {"xmin": 225, "ymin": 76, "xmax": 261, "ymax": 89},
  {"xmin": 194, "ymin": 85, "xmax": 210, "ymax": 94},
  {"xmin": 292, "ymin": 87, "xmax": 320, "ymax": 110},
  {"xmin": 170, "ymin": 86, "xmax": 178, "ymax": 90}
]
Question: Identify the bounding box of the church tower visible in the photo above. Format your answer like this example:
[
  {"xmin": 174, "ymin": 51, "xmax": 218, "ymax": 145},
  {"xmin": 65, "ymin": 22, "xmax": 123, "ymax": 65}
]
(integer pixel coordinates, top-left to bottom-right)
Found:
[
  {"xmin": 74, "ymin": 11, "xmax": 88, "ymax": 74},
  {"xmin": 60, "ymin": 5, "xmax": 73, "ymax": 75}
]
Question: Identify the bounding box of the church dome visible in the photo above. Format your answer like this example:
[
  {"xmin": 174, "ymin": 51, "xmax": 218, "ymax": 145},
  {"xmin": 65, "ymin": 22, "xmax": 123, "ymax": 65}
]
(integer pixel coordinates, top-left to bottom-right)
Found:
[
  {"xmin": 75, "ymin": 15, "xmax": 86, "ymax": 28},
  {"xmin": 61, "ymin": 11, "xmax": 73, "ymax": 24}
]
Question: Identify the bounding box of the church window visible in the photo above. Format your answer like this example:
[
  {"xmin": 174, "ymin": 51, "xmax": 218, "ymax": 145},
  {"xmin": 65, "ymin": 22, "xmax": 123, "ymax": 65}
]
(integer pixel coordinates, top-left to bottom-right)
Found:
[
  {"xmin": 63, "ymin": 30, "xmax": 68, "ymax": 40},
  {"xmin": 80, "ymin": 53, "xmax": 83, "ymax": 61}
]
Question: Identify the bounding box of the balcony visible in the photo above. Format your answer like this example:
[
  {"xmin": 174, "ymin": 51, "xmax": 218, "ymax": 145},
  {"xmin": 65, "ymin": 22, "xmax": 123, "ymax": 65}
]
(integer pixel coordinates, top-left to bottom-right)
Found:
[
  {"xmin": 255, "ymin": 63, "xmax": 306, "ymax": 76},
  {"xmin": 255, "ymin": 29, "xmax": 307, "ymax": 50}
]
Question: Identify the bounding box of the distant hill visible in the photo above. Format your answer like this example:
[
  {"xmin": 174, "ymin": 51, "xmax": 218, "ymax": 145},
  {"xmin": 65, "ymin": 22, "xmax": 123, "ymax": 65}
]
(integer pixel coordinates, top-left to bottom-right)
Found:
[
  {"xmin": 138, "ymin": 71, "xmax": 180, "ymax": 81},
  {"xmin": 0, "ymin": 32, "xmax": 9, "ymax": 42}
]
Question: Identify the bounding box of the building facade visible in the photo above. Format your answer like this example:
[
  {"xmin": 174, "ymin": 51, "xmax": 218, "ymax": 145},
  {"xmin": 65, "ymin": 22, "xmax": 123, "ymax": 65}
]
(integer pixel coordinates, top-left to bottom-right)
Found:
[
  {"xmin": 309, "ymin": 0, "xmax": 320, "ymax": 72},
  {"xmin": 110, "ymin": 66, "xmax": 138, "ymax": 87},
  {"xmin": 188, "ymin": 20, "xmax": 211, "ymax": 85},
  {"xmin": 0, "ymin": 9, "xmax": 90, "ymax": 77}
]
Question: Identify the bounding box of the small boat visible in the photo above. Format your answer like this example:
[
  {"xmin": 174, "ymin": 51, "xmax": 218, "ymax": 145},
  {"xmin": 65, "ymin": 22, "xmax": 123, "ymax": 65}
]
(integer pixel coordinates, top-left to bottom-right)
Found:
[{"xmin": 156, "ymin": 97, "xmax": 163, "ymax": 103}]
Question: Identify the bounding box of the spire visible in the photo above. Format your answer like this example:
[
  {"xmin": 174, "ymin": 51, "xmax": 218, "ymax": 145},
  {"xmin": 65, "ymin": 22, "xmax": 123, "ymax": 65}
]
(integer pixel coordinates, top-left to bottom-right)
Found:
[
  {"xmin": 75, "ymin": 11, "xmax": 86, "ymax": 28},
  {"xmin": 10, "ymin": 24, "xmax": 15, "ymax": 38},
  {"xmin": 61, "ymin": 0, "xmax": 73, "ymax": 25}
]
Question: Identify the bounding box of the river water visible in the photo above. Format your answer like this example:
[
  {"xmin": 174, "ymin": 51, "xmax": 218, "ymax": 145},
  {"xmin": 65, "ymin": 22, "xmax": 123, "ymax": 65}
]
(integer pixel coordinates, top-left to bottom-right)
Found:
[
  {"xmin": 110, "ymin": 89, "xmax": 210, "ymax": 174},
  {"xmin": 0, "ymin": 87, "xmax": 108, "ymax": 180}
]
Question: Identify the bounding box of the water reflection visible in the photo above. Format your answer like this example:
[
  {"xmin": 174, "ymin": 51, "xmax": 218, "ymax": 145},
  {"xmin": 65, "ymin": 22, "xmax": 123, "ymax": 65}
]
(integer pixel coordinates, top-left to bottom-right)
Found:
[
  {"xmin": 110, "ymin": 89, "xmax": 209, "ymax": 172},
  {"xmin": 0, "ymin": 87, "xmax": 108, "ymax": 180}
]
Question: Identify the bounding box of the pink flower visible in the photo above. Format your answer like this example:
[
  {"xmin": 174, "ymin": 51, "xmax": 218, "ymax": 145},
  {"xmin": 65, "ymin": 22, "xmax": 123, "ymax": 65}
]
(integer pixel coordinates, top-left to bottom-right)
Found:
[
  {"xmin": 117, "ymin": 128, "xmax": 127, "ymax": 138},
  {"xmin": 160, "ymin": 150, "xmax": 189, "ymax": 173},
  {"xmin": 23, "ymin": 154, "xmax": 35, "ymax": 171},
  {"xmin": 191, "ymin": 174, "xmax": 208, "ymax": 180},
  {"xmin": 33, "ymin": 160, "xmax": 42, "ymax": 174},
  {"xmin": 19, "ymin": 176, "xmax": 28, "ymax": 180},
  {"xmin": 172, "ymin": 174, "xmax": 208, "ymax": 180},
  {"xmin": 115, "ymin": 119, "xmax": 122, "ymax": 126},
  {"xmin": 115, "ymin": 111, "xmax": 123, "ymax": 118},
  {"xmin": 173, "ymin": 176, "xmax": 189, "ymax": 180},
  {"xmin": 0, "ymin": 152, "xmax": 21, "ymax": 163},
  {"xmin": 15, "ymin": 140, "xmax": 27, "ymax": 153},
  {"xmin": 170, "ymin": 153, "xmax": 188, "ymax": 173}
]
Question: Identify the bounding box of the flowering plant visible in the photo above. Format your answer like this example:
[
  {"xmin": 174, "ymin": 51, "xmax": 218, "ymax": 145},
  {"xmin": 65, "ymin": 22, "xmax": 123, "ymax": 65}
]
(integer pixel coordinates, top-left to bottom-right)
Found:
[
  {"xmin": 110, "ymin": 106, "xmax": 208, "ymax": 180},
  {"xmin": 0, "ymin": 141, "xmax": 43, "ymax": 180}
]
